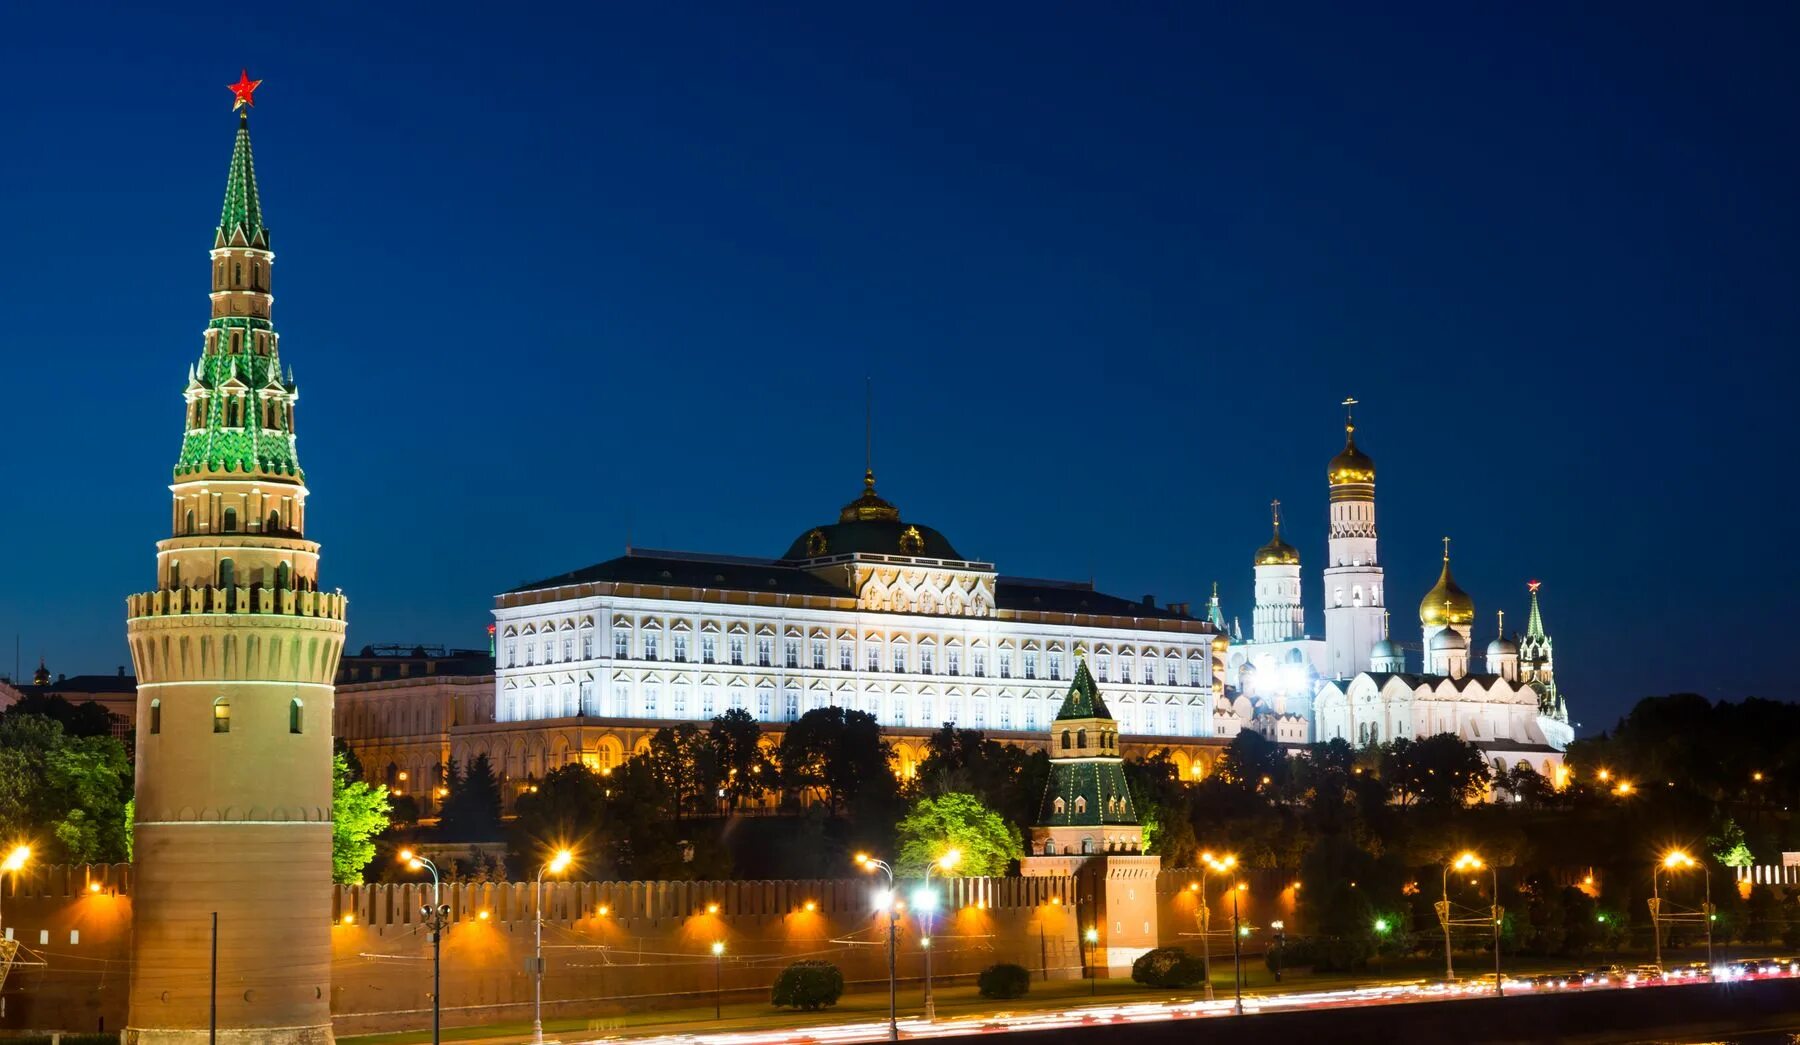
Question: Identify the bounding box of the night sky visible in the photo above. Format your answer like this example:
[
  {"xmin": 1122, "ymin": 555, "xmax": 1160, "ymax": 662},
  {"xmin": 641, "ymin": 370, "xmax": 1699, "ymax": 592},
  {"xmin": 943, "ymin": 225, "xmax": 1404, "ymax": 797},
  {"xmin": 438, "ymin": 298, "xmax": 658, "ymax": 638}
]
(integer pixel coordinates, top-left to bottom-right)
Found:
[{"xmin": 2, "ymin": 3, "xmax": 1795, "ymax": 733}]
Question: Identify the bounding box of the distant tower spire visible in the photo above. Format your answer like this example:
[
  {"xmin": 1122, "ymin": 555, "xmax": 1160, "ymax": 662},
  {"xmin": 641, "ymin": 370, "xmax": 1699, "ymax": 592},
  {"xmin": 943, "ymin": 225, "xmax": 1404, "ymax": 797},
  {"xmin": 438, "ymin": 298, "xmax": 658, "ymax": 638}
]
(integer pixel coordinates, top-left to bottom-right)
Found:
[{"xmin": 1324, "ymin": 397, "xmax": 1384, "ymax": 679}]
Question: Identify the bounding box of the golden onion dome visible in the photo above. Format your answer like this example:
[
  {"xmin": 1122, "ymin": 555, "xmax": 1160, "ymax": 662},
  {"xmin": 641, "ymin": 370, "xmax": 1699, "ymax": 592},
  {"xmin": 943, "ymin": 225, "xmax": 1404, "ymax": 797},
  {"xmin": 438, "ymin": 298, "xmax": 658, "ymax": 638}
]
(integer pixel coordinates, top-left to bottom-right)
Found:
[
  {"xmin": 1328, "ymin": 429, "xmax": 1376, "ymax": 486},
  {"xmin": 1254, "ymin": 499, "xmax": 1301, "ymax": 566},
  {"xmin": 1419, "ymin": 541, "xmax": 1476, "ymax": 627}
]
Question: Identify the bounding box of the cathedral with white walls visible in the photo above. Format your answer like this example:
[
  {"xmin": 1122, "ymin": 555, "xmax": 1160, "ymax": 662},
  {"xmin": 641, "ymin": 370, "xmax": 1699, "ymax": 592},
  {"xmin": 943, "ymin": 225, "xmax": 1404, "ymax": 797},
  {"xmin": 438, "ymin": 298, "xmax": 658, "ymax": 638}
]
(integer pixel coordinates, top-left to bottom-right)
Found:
[{"xmin": 1222, "ymin": 402, "xmax": 1574, "ymax": 773}]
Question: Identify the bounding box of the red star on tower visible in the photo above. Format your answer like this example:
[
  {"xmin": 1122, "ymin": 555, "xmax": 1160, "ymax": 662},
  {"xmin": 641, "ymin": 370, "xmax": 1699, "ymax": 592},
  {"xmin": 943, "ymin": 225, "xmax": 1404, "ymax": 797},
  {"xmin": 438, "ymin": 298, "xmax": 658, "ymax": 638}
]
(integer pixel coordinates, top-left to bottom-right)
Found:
[{"xmin": 228, "ymin": 69, "xmax": 263, "ymax": 110}]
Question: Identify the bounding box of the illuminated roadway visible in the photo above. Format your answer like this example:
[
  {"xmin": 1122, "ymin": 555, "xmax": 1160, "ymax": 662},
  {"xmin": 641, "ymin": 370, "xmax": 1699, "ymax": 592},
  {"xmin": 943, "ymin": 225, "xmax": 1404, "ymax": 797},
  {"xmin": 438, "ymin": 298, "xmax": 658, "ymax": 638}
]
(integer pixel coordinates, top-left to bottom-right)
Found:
[{"xmin": 555, "ymin": 961, "xmax": 1800, "ymax": 1045}]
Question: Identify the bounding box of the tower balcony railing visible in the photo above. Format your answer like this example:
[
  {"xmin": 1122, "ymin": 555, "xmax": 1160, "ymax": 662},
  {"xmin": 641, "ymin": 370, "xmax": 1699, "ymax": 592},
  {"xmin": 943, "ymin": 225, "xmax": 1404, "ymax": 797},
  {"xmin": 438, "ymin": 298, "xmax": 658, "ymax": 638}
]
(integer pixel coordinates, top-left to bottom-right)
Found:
[{"xmin": 127, "ymin": 584, "xmax": 347, "ymax": 622}]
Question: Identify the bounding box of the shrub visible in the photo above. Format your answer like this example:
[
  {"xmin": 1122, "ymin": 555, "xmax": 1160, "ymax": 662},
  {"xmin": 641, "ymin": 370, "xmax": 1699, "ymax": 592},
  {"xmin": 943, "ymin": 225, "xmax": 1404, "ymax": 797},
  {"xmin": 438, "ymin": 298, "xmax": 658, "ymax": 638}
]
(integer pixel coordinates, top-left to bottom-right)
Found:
[
  {"xmin": 1131, "ymin": 946, "xmax": 1206, "ymax": 988},
  {"xmin": 771, "ymin": 959, "xmax": 844, "ymax": 1010},
  {"xmin": 978, "ymin": 962, "xmax": 1032, "ymax": 999}
]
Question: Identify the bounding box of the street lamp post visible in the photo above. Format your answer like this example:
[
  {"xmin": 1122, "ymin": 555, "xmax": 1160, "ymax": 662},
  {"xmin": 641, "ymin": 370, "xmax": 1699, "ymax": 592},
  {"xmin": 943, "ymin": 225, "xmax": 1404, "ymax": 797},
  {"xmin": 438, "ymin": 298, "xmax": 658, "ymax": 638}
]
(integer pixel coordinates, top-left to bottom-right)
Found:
[
  {"xmin": 1653, "ymin": 850, "xmax": 1713, "ymax": 976},
  {"xmin": 1270, "ymin": 920, "xmax": 1286, "ymax": 983},
  {"xmin": 712, "ymin": 940, "xmax": 726, "ymax": 1019},
  {"xmin": 532, "ymin": 849, "xmax": 574, "ymax": 1045},
  {"xmin": 1439, "ymin": 851, "xmax": 1500, "ymax": 995},
  {"xmin": 399, "ymin": 850, "xmax": 452, "ymax": 1045},
  {"xmin": 1199, "ymin": 851, "xmax": 1236, "ymax": 1003},
  {"xmin": 1229, "ymin": 884, "xmax": 1245, "ymax": 1016},
  {"xmin": 856, "ymin": 853, "xmax": 900, "ymax": 1042},
  {"xmin": 1085, "ymin": 927, "xmax": 1099, "ymax": 995},
  {"xmin": 915, "ymin": 848, "xmax": 961, "ymax": 1022}
]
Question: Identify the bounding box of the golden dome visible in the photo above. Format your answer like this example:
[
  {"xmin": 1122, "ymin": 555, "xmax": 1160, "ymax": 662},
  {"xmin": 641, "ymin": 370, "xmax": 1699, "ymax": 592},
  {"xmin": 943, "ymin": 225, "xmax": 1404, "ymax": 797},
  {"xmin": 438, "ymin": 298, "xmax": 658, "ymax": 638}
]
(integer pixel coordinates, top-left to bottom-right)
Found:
[
  {"xmin": 1419, "ymin": 540, "xmax": 1476, "ymax": 627},
  {"xmin": 1328, "ymin": 431, "xmax": 1376, "ymax": 485},
  {"xmin": 838, "ymin": 469, "xmax": 901, "ymax": 523},
  {"xmin": 1327, "ymin": 398, "xmax": 1375, "ymax": 485},
  {"xmin": 1253, "ymin": 499, "xmax": 1301, "ymax": 566}
]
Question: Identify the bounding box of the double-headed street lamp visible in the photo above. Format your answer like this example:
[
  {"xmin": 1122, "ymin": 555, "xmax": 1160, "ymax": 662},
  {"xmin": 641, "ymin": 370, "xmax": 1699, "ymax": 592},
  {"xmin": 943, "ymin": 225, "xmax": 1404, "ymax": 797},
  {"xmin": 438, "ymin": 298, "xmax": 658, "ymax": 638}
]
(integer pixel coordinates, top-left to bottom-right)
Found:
[
  {"xmin": 1652, "ymin": 849, "xmax": 1713, "ymax": 974},
  {"xmin": 531, "ymin": 848, "xmax": 575, "ymax": 1045},
  {"xmin": 1440, "ymin": 851, "xmax": 1502, "ymax": 995},
  {"xmin": 915, "ymin": 848, "xmax": 961, "ymax": 1021},
  {"xmin": 854, "ymin": 852, "xmax": 900, "ymax": 1042},
  {"xmin": 398, "ymin": 849, "xmax": 452, "ymax": 1045}
]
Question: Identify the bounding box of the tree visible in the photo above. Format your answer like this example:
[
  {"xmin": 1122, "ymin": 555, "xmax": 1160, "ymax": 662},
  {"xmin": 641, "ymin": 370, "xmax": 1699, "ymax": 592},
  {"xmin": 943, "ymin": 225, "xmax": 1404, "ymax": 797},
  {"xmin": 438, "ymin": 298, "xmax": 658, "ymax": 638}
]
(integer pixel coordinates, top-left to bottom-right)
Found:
[
  {"xmin": 778, "ymin": 707, "xmax": 895, "ymax": 815},
  {"xmin": 438, "ymin": 754, "xmax": 504, "ymax": 841},
  {"xmin": 917, "ymin": 725, "xmax": 1048, "ymax": 827},
  {"xmin": 709, "ymin": 709, "xmax": 772, "ymax": 810},
  {"xmin": 1124, "ymin": 750, "xmax": 1198, "ymax": 867},
  {"xmin": 0, "ymin": 713, "xmax": 133, "ymax": 863},
  {"xmin": 1212, "ymin": 730, "xmax": 1287, "ymax": 797},
  {"xmin": 1, "ymin": 693, "xmax": 118, "ymax": 739},
  {"xmin": 635, "ymin": 723, "xmax": 716, "ymax": 821},
  {"xmin": 512, "ymin": 763, "xmax": 612, "ymax": 869},
  {"xmin": 894, "ymin": 792, "xmax": 1022, "ymax": 877},
  {"xmin": 332, "ymin": 751, "xmax": 391, "ymax": 884},
  {"xmin": 1380, "ymin": 734, "xmax": 1491, "ymax": 807}
]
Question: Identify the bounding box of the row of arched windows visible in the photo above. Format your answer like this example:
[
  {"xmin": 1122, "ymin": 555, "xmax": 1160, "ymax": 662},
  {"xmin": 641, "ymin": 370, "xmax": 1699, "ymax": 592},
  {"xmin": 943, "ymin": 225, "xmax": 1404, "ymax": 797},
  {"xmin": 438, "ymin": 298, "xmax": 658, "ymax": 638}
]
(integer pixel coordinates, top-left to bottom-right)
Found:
[
  {"xmin": 148, "ymin": 697, "xmax": 303, "ymax": 736},
  {"xmin": 1059, "ymin": 726, "xmax": 1118, "ymax": 751},
  {"xmin": 215, "ymin": 259, "xmax": 265, "ymax": 292}
]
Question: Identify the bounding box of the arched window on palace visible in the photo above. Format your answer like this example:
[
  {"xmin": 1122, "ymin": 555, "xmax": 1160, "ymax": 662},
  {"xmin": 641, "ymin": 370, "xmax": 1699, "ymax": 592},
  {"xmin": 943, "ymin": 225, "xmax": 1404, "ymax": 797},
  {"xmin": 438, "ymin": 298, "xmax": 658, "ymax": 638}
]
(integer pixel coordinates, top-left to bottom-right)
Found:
[{"xmin": 212, "ymin": 697, "xmax": 231, "ymax": 734}]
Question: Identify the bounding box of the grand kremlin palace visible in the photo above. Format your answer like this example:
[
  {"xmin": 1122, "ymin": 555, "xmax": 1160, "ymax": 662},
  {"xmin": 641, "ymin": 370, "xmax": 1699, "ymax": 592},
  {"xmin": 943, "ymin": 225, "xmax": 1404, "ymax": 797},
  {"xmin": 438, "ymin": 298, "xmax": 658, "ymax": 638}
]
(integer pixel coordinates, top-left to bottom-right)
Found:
[{"xmin": 334, "ymin": 415, "xmax": 1573, "ymax": 812}]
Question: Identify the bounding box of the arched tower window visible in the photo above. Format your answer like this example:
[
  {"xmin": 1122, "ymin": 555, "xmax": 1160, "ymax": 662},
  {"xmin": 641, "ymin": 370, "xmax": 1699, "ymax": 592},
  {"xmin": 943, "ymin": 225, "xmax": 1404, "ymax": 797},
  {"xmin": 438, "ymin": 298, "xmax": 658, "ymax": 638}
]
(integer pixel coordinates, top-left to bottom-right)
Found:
[
  {"xmin": 212, "ymin": 697, "xmax": 231, "ymax": 734},
  {"xmin": 1076, "ymin": 728, "xmax": 1087, "ymax": 749},
  {"xmin": 223, "ymin": 508, "xmax": 238, "ymax": 533},
  {"xmin": 1060, "ymin": 730, "xmax": 1070, "ymax": 750},
  {"xmin": 268, "ymin": 510, "xmax": 281, "ymax": 533},
  {"xmin": 168, "ymin": 560, "xmax": 180, "ymax": 588},
  {"xmin": 218, "ymin": 558, "xmax": 235, "ymax": 591},
  {"xmin": 276, "ymin": 561, "xmax": 291, "ymax": 590},
  {"xmin": 149, "ymin": 699, "xmax": 161, "ymax": 735},
  {"xmin": 289, "ymin": 698, "xmax": 304, "ymax": 735},
  {"xmin": 184, "ymin": 509, "xmax": 195, "ymax": 535},
  {"xmin": 234, "ymin": 262, "xmax": 242, "ymax": 285}
]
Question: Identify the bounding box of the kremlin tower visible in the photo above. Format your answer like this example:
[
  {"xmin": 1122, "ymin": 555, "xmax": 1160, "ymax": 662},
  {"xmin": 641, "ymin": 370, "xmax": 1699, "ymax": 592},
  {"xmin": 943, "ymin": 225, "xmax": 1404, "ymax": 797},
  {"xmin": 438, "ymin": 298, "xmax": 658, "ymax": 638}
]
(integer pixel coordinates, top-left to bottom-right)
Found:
[
  {"xmin": 1322, "ymin": 399, "xmax": 1385, "ymax": 679},
  {"xmin": 124, "ymin": 76, "xmax": 347, "ymax": 1044}
]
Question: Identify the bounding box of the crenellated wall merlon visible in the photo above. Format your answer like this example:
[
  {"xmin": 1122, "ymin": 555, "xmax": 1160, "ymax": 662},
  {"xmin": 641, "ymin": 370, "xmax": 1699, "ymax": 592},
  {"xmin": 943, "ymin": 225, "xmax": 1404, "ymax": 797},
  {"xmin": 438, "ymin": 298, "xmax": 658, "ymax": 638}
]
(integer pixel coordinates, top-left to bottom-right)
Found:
[{"xmin": 127, "ymin": 586, "xmax": 348, "ymax": 620}]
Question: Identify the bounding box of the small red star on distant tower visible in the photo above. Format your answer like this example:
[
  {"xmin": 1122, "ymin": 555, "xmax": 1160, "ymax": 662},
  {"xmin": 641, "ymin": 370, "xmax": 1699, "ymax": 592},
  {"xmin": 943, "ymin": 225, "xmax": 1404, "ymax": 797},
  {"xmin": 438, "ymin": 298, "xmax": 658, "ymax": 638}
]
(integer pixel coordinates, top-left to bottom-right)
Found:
[{"xmin": 228, "ymin": 69, "xmax": 263, "ymax": 110}]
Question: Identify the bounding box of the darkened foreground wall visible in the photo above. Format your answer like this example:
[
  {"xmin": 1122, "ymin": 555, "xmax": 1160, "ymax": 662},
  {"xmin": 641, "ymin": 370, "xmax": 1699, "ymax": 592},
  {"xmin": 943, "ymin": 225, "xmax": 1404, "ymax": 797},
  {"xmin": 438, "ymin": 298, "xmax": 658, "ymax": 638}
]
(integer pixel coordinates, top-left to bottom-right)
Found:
[{"xmin": 998, "ymin": 978, "xmax": 1800, "ymax": 1045}]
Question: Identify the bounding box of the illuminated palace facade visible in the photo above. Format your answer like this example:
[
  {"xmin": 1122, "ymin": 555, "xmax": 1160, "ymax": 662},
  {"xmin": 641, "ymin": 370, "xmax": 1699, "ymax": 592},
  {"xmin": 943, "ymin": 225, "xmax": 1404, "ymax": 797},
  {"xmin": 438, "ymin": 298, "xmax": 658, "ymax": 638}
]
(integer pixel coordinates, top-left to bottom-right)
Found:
[
  {"xmin": 483, "ymin": 471, "xmax": 1235, "ymax": 781},
  {"xmin": 337, "ymin": 409, "xmax": 1575, "ymax": 811}
]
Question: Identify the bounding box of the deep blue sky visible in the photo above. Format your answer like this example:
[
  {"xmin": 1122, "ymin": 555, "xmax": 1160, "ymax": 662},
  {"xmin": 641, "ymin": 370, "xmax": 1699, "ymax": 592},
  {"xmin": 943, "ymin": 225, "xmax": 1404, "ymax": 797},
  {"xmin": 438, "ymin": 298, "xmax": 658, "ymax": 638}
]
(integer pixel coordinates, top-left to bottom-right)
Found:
[{"xmin": 2, "ymin": 3, "xmax": 1795, "ymax": 732}]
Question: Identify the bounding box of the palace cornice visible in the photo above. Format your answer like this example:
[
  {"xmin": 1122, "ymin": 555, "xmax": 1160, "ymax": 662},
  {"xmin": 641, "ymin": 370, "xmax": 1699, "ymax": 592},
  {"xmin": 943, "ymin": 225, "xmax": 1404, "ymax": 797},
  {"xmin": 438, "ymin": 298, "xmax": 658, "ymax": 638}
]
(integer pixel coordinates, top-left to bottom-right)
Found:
[{"xmin": 497, "ymin": 582, "xmax": 1222, "ymax": 636}]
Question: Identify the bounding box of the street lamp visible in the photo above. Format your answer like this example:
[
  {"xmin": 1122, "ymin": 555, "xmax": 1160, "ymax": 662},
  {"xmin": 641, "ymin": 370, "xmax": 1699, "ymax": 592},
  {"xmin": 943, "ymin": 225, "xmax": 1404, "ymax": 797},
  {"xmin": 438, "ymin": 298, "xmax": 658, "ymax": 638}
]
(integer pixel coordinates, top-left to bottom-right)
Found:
[
  {"xmin": 1085, "ymin": 927, "xmax": 1100, "ymax": 995},
  {"xmin": 856, "ymin": 852, "xmax": 900, "ymax": 1042},
  {"xmin": 0, "ymin": 845, "xmax": 30, "ymax": 940},
  {"xmin": 399, "ymin": 850, "xmax": 452, "ymax": 1045},
  {"xmin": 1270, "ymin": 920, "xmax": 1286, "ymax": 983},
  {"xmin": 1440, "ymin": 851, "xmax": 1501, "ymax": 995},
  {"xmin": 712, "ymin": 940, "xmax": 726, "ymax": 1019},
  {"xmin": 917, "ymin": 848, "xmax": 961, "ymax": 1021},
  {"xmin": 1652, "ymin": 849, "xmax": 1712, "ymax": 975},
  {"xmin": 532, "ymin": 848, "xmax": 575, "ymax": 1044},
  {"xmin": 1228, "ymin": 881, "xmax": 1246, "ymax": 1016},
  {"xmin": 1198, "ymin": 851, "xmax": 1237, "ymax": 1003}
]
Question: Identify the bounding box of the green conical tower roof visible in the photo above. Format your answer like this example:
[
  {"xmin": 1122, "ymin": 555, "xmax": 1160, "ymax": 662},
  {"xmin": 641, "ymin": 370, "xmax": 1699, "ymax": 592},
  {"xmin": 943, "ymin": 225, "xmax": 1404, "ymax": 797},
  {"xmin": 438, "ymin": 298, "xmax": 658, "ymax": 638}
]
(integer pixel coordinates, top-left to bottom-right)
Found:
[
  {"xmin": 216, "ymin": 112, "xmax": 267, "ymax": 248},
  {"xmin": 1525, "ymin": 581, "xmax": 1548, "ymax": 641},
  {"xmin": 1054, "ymin": 656, "xmax": 1111, "ymax": 721}
]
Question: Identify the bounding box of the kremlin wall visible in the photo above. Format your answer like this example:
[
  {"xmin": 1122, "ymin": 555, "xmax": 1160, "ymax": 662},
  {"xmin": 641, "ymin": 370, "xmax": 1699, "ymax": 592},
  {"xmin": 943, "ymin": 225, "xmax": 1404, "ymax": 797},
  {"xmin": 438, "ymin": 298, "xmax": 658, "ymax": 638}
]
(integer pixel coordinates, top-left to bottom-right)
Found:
[{"xmin": 0, "ymin": 864, "xmax": 1304, "ymax": 1036}]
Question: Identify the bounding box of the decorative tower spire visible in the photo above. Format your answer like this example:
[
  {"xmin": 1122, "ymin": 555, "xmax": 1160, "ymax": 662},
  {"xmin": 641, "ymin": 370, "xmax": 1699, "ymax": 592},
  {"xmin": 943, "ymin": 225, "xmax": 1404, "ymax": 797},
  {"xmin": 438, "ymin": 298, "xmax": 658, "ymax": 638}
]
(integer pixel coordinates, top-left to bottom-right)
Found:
[
  {"xmin": 1207, "ymin": 581, "xmax": 1227, "ymax": 630},
  {"xmin": 1519, "ymin": 580, "xmax": 1561, "ymax": 717},
  {"xmin": 1324, "ymin": 397, "xmax": 1384, "ymax": 679},
  {"xmin": 125, "ymin": 81, "xmax": 346, "ymax": 1045}
]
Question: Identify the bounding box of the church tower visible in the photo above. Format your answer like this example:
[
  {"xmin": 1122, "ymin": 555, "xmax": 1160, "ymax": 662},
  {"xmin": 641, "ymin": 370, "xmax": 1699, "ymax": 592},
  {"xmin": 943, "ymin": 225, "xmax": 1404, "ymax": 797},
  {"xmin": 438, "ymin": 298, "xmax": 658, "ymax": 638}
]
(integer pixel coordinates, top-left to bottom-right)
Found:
[
  {"xmin": 1418, "ymin": 537, "xmax": 1476, "ymax": 657},
  {"xmin": 1019, "ymin": 656, "xmax": 1159, "ymax": 976},
  {"xmin": 1519, "ymin": 581, "xmax": 1562, "ymax": 712},
  {"xmin": 1252, "ymin": 500, "xmax": 1304, "ymax": 642},
  {"xmin": 125, "ymin": 83, "xmax": 347, "ymax": 1045},
  {"xmin": 1323, "ymin": 399, "xmax": 1385, "ymax": 679}
]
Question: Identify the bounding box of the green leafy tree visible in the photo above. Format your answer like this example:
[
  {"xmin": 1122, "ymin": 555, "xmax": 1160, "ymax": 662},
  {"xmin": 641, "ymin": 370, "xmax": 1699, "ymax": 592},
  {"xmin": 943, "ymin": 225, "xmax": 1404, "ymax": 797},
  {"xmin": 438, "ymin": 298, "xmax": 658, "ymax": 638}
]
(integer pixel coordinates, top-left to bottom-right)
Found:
[
  {"xmin": 917, "ymin": 725, "xmax": 1048, "ymax": 827},
  {"xmin": 331, "ymin": 751, "xmax": 391, "ymax": 884},
  {"xmin": 894, "ymin": 792, "xmax": 1022, "ymax": 877},
  {"xmin": 1124, "ymin": 750, "xmax": 1198, "ymax": 866},
  {"xmin": 636, "ymin": 723, "xmax": 717, "ymax": 821},
  {"xmin": 0, "ymin": 713, "xmax": 133, "ymax": 863},
  {"xmin": 1, "ymin": 693, "xmax": 119, "ymax": 738},
  {"xmin": 779, "ymin": 707, "xmax": 895, "ymax": 816},
  {"xmin": 1380, "ymin": 734, "xmax": 1491, "ymax": 807},
  {"xmin": 512, "ymin": 763, "xmax": 613, "ymax": 871},
  {"xmin": 438, "ymin": 754, "xmax": 504, "ymax": 841},
  {"xmin": 709, "ymin": 709, "xmax": 772, "ymax": 810}
]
